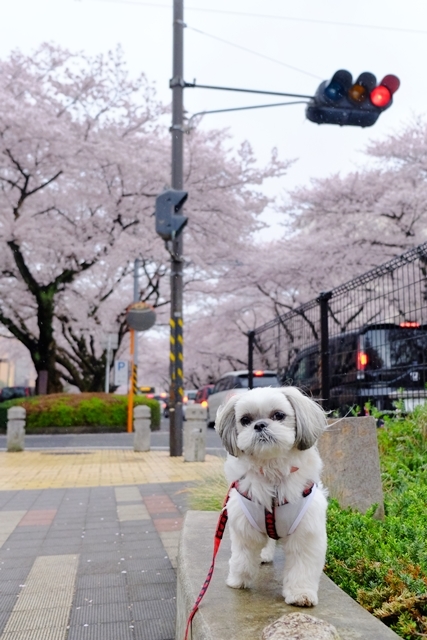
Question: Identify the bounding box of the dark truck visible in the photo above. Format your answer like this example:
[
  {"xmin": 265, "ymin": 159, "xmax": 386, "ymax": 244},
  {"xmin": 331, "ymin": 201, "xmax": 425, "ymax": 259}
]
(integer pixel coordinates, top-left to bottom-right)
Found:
[{"xmin": 284, "ymin": 322, "xmax": 427, "ymax": 414}]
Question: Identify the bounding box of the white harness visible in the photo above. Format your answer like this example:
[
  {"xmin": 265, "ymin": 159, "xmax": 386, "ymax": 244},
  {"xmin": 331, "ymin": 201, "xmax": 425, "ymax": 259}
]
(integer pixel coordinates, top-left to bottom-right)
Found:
[{"xmin": 234, "ymin": 482, "xmax": 317, "ymax": 538}]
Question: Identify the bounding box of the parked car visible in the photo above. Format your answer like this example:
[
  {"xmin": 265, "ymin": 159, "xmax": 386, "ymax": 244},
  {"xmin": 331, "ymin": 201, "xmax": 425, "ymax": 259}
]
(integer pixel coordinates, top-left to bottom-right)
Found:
[
  {"xmin": 284, "ymin": 322, "xmax": 427, "ymax": 415},
  {"xmin": 207, "ymin": 370, "xmax": 280, "ymax": 428},
  {"xmin": 184, "ymin": 389, "xmax": 197, "ymax": 405},
  {"xmin": 0, "ymin": 386, "xmax": 34, "ymax": 403},
  {"xmin": 194, "ymin": 384, "xmax": 214, "ymax": 408},
  {"xmin": 144, "ymin": 391, "xmax": 169, "ymax": 418}
]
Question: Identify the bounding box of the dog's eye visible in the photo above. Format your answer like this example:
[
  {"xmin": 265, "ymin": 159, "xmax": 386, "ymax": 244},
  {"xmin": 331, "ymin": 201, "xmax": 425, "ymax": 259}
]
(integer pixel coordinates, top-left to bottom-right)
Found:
[
  {"xmin": 240, "ymin": 415, "xmax": 252, "ymax": 426},
  {"xmin": 271, "ymin": 411, "xmax": 286, "ymax": 421}
]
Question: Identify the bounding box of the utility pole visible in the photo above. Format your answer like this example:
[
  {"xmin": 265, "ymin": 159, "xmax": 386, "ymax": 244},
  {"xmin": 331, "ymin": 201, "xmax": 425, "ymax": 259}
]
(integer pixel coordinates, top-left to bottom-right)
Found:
[{"xmin": 169, "ymin": 0, "xmax": 185, "ymax": 456}]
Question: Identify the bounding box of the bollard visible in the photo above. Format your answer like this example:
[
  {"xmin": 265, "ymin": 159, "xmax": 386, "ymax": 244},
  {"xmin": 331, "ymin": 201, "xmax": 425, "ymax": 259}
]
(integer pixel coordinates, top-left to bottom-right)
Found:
[
  {"xmin": 133, "ymin": 404, "xmax": 151, "ymax": 452},
  {"xmin": 183, "ymin": 404, "xmax": 207, "ymax": 462},
  {"xmin": 7, "ymin": 406, "xmax": 26, "ymax": 452}
]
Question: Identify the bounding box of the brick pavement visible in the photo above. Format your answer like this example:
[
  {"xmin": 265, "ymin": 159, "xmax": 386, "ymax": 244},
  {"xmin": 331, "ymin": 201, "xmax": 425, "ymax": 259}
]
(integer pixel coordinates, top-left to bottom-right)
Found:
[{"xmin": 0, "ymin": 450, "xmax": 224, "ymax": 640}]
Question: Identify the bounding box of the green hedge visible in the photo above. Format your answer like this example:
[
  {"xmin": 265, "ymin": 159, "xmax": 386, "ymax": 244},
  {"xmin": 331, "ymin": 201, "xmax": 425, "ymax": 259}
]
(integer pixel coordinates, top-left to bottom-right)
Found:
[{"xmin": 0, "ymin": 393, "xmax": 160, "ymax": 432}]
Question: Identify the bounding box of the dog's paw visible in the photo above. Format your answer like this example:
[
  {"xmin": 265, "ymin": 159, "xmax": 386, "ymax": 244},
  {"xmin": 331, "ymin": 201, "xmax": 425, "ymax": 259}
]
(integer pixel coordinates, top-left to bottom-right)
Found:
[
  {"xmin": 282, "ymin": 588, "xmax": 318, "ymax": 607},
  {"xmin": 226, "ymin": 573, "xmax": 250, "ymax": 589},
  {"xmin": 260, "ymin": 542, "xmax": 275, "ymax": 564}
]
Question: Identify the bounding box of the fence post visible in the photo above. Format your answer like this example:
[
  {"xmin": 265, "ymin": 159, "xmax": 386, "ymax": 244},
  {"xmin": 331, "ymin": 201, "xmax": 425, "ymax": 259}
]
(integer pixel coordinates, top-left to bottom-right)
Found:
[
  {"xmin": 248, "ymin": 330, "xmax": 255, "ymax": 389},
  {"xmin": 318, "ymin": 291, "xmax": 332, "ymax": 411}
]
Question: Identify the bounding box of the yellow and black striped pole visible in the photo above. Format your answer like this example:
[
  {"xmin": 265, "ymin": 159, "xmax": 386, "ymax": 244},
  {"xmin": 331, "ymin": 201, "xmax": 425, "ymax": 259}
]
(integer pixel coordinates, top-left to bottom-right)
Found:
[{"xmin": 169, "ymin": 312, "xmax": 184, "ymax": 455}]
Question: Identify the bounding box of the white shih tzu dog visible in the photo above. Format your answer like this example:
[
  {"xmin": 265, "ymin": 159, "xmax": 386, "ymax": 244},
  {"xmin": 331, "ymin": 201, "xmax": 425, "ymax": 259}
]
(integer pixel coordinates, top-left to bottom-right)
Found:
[{"xmin": 215, "ymin": 386, "xmax": 328, "ymax": 607}]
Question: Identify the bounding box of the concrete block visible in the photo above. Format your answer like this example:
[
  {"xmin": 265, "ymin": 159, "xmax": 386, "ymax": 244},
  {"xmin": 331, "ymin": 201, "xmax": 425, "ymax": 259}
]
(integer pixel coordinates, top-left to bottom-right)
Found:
[
  {"xmin": 184, "ymin": 405, "xmax": 207, "ymax": 462},
  {"xmin": 7, "ymin": 406, "xmax": 26, "ymax": 452},
  {"xmin": 133, "ymin": 405, "xmax": 151, "ymax": 452},
  {"xmin": 176, "ymin": 511, "xmax": 400, "ymax": 640},
  {"xmin": 319, "ymin": 417, "xmax": 384, "ymax": 518}
]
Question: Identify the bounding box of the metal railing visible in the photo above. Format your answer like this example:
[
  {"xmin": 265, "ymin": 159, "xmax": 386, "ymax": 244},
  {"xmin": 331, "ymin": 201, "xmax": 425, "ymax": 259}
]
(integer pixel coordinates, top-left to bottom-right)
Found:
[{"xmin": 249, "ymin": 243, "xmax": 427, "ymax": 414}]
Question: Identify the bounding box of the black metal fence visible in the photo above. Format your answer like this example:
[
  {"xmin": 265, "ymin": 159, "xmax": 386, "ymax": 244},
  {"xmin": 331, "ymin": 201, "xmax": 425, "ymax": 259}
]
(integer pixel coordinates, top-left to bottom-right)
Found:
[{"xmin": 249, "ymin": 243, "xmax": 427, "ymax": 415}]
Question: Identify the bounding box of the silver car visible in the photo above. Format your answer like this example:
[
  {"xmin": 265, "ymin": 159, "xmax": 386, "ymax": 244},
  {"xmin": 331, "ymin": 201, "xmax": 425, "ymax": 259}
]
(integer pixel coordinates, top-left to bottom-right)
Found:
[{"xmin": 207, "ymin": 370, "xmax": 280, "ymax": 428}]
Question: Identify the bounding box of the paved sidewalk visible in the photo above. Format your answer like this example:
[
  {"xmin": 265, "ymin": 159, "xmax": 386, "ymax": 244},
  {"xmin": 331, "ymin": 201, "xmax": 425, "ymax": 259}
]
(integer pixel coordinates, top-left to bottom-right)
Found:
[{"xmin": 0, "ymin": 449, "xmax": 224, "ymax": 640}]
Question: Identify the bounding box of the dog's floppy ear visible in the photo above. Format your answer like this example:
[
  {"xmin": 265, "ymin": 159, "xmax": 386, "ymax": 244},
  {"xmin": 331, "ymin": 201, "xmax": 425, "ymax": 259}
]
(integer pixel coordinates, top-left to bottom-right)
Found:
[
  {"xmin": 215, "ymin": 394, "xmax": 240, "ymax": 457},
  {"xmin": 280, "ymin": 386, "xmax": 327, "ymax": 450}
]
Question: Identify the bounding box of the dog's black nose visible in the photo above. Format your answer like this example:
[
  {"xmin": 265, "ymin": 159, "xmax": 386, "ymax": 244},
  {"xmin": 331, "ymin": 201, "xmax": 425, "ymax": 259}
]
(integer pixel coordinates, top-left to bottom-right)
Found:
[{"xmin": 254, "ymin": 421, "xmax": 268, "ymax": 432}]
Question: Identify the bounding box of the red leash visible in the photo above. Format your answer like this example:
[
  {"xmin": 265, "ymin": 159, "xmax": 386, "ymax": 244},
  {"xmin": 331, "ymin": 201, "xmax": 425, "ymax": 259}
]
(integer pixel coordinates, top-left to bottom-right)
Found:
[{"xmin": 183, "ymin": 482, "xmax": 237, "ymax": 640}]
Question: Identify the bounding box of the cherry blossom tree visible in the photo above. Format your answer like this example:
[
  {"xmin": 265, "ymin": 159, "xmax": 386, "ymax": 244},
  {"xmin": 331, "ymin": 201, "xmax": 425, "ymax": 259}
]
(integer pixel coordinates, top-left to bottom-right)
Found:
[
  {"xmin": 248, "ymin": 119, "xmax": 427, "ymax": 317},
  {"xmin": 0, "ymin": 44, "xmax": 288, "ymax": 392}
]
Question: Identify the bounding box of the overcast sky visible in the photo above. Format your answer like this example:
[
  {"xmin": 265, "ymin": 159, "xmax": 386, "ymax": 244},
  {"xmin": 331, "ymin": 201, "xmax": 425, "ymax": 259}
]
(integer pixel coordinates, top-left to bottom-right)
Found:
[{"xmin": 1, "ymin": 0, "xmax": 427, "ymax": 232}]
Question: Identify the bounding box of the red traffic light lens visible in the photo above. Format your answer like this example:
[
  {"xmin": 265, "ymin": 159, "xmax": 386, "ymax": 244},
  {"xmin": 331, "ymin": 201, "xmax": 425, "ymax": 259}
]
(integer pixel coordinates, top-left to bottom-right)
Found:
[{"xmin": 370, "ymin": 85, "xmax": 391, "ymax": 107}]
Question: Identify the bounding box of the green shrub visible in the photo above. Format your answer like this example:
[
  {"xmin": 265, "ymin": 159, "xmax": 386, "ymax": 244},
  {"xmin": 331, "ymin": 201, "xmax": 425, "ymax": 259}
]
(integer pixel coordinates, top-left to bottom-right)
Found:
[
  {"xmin": 325, "ymin": 405, "xmax": 427, "ymax": 639},
  {"xmin": 0, "ymin": 393, "xmax": 160, "ymax": 431}
]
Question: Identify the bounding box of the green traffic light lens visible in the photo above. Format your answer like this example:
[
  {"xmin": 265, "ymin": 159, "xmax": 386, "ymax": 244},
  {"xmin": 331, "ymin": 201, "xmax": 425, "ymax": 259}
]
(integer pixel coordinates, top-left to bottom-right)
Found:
[{"xmin": 324, "ymin": 81, "xmax": 344, "ymax": 101}]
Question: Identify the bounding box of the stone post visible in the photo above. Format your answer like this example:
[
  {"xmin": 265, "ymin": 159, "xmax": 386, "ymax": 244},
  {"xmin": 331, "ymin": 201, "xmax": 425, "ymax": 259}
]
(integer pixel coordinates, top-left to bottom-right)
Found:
[
  {"xmin": 319, "ymin": 417, "xmax": 385, "ymax": 518},
  {"xmin": 7, "ymin": 406, "xmax": 26, "ymax": 452},
  {"xmin": 133, "ymin": 404, "xmax": 151, "ymax": 452},
  {"xmin": 183, "ymin": 404, "xmax": 206, "ymax": 462}
]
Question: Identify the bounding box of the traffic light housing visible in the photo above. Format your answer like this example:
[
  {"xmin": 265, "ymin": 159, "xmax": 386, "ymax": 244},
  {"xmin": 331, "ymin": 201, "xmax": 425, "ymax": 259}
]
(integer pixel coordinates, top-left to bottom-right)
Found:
[
  {"xmin": 306, "ymin": 70, "xmax": 400, "ymax": 127},
  {"xmin": 154, "ymin": 189, "xmax": 188, "ymax": 241}
]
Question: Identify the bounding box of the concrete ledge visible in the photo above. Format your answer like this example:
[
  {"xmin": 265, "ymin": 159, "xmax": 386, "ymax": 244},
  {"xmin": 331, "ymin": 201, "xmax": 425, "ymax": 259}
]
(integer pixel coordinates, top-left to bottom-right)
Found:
[{"xmin": 176, "ymin": 511, "xmax": 399, "ymax": 640}]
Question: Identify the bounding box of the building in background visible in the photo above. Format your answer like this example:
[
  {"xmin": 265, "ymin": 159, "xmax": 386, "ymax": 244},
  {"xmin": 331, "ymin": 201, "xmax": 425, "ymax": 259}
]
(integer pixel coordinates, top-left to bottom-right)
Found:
[{"xmin": 0, "ymin": 338, "xmax": 36, "ymax": 388}]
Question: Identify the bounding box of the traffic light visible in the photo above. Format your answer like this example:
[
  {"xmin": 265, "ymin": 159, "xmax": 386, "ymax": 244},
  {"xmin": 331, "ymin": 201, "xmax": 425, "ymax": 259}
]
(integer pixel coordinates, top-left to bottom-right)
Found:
[
  {"xmin": 306, "ymin": 70, "xmax": 400, "ymax": 127},
  {"xmin": 154, "ymin": 189, "xmax": 188, "ymax": 241}
]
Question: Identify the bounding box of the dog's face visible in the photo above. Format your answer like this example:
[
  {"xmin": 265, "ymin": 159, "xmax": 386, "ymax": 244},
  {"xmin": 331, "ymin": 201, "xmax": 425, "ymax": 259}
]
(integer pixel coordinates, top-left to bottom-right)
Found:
[{"xmin": 215, "ymin": 386, "xmax": 326, "ymax": 459}]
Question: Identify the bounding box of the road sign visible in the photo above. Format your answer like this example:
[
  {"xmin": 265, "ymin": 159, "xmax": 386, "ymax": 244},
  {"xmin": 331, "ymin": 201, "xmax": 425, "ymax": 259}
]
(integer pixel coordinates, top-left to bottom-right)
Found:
[
  {"xmin": 101, "ymin": 333, "xmax": 119, "ymax": 349},
  {"xmin": 114, "ymin": 360, "xmax": 128, "ymax": 386}
]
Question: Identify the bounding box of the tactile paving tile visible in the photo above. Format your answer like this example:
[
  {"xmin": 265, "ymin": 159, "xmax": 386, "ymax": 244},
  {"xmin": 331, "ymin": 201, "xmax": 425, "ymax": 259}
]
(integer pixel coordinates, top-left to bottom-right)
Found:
[
  {"xmin": 0, "ymin": 629, "xmax": 70, "ymax": 640},
  {"xmin": 4, "ymin": 607, "xmax": 70, "ymax": 632},
  {"xmin": 13, "ymin": 590, "xmax": 76, "ymax": 611},
  {"xmin": 1, "ymin": 555, "xmax": 79, "ymax": 638}
]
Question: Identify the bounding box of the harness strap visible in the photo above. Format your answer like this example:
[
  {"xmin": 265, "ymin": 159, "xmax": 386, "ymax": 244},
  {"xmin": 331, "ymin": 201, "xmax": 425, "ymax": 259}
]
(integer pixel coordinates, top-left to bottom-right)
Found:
[
  {"xmin": 264, "ymin": 508, "xmax": 280, "ymax": 540},
  {"xmin": 288, "ymin": 483, "xmax": 316, "ymax": 535},
  {"xmin": 183, "ymin": 481, "xmax": 237, "ymax": 640}
]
